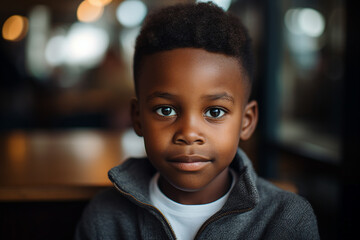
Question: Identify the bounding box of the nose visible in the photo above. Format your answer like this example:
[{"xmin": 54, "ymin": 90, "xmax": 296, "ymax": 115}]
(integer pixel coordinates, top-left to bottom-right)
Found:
[{"xmin": 173, "ymin": 115, "xmax": 205, "ymax": 145}]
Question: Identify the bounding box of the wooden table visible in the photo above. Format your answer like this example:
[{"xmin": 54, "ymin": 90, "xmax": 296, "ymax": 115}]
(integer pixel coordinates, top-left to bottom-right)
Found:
[{"xmin": 0, "ymin": 129, "xmax": 145, "ymax": 201}]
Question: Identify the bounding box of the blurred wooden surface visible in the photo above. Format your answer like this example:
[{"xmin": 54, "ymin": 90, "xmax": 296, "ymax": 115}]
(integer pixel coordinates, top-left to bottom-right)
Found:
[
  {"xmin": 0, "ymin": 129, "xmax": 298, "ymax": 201},
  {"xmin": 0, "ymin": 130, "xmax": 137, "ymax": 201}
]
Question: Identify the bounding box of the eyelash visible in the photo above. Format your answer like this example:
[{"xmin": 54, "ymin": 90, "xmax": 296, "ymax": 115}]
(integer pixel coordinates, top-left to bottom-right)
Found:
[
  {"xmin": 155, "ymin": 106, "xmax": 177, "ymax": 117},
  {"xmin": 154, "ymin": 106, "xmax": 228, "ymax": 119},
  {"xmin": 204, "ymin": 107, "xmax": 227, "ymax": 119}
]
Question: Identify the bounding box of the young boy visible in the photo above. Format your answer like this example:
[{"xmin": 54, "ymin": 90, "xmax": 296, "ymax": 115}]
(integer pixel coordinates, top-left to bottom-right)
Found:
[{"xmin": 75, "ymin": 2, "xmax": 320, "ymax": 239}]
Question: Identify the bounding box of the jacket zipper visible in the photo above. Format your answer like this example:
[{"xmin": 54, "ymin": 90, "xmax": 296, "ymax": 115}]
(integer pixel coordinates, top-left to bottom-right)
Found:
[
  {"xmin": 113, "ymin": 183, "xmax": 177, "ymax": 239},
  {"xmin": 194, "ymin": 207, "xmax": 254, "ymax": 240}
]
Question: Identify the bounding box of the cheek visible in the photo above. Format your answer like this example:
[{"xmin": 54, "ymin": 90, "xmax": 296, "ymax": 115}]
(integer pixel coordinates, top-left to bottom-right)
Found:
[
  {"xmin": 213, "ymin": 117, "xmax": 242, "ymax": 142},
  {"xmin": 141, "ymin": 120, "xmax": 172, "ymax": 156},
  {"xmin": 213, "ymin": 118, "xmax": 242, "ymax": 157}
]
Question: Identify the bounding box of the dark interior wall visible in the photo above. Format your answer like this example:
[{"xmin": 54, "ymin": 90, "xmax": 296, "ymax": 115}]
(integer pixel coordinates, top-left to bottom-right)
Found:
[{"xmin": 0, "ymin": 201, "xmax": 88, "ymax": 240}]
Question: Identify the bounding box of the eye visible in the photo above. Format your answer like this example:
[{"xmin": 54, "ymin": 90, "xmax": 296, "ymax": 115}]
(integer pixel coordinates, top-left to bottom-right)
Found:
[
  {"xmin": 155, "ymin": 106, "xmax": 177, "ymax": 117},
  {"xmin": 205, "ymin": 108, "xmax": 226, "ymax": 118}
]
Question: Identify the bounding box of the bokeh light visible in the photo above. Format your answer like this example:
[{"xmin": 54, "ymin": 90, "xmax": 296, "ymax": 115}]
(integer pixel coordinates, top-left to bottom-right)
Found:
[
  {"xmin": 7, "ymin": 131, "xmax": 28, "ymax": 163},
  {"xmin": 121, "ymin": 128, "xmax": 146, "ymax": 159},
  {"xmin": 26, "ymin": 5, "xmax": 51, "ymax": 79},
  {"xmin": 285, "ymin": 9, "xmax": 302, "ymax": 35},
  {"xmin": 69, "ymin": 132, "xmax": 104, "ymax": 162},
  {"xmin": 77, "ymin": 0, "xmax": 104, "ymax": 22},
  {"xmin": 196, "ymin": 0, "xmax": 232, "ymax": 11},
  {"xmin": 87, "ymin": 0, "xmax": 112, "ymax": 7},
  {"xmin": 65, "ymin": 22, "xmax": 109, "ymax": 67},
  {"xmin": 2, "ymin": 15, "xmax": 29, "ymax": 41},
  {"xmin": 285, "ymin": 8, "xmax": 325, "ymax": 38},
  {"xmin": 45, "ymin": 35, "xmax": 67, "ymax": 66},
  {"xmin": 298, "ymin": 8, "xmax": 325, "ymax": 37},
  {"xmin": 116, "ymin": 0, "xmax": 147, "ymax": 28},
  {"xmin": 119, "ymin": 27, "xmax": 140, "ymax": 62}
]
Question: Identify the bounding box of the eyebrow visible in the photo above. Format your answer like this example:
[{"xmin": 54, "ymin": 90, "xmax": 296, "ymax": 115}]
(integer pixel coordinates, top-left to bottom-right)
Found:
[
  {"xmin": 145, "ymin": 91, "xmax": 235, "ymax": 103},
  {"xmin": 202, "ymin": 92, "xmax": 235, "ymax": 103},
  {"xmin": 146, "ymin": 91, "xmax": 177, "ymax": 101}
]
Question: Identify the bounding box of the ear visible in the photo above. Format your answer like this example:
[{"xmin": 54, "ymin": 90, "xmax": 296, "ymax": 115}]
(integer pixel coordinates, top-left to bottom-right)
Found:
[
  {"xmin": 240, "ymin": 100, "xmax": 258, "ymax": 141},
  {"xmin": 131, "ymin": 98, "xmax": 143, "ymax": 137}
]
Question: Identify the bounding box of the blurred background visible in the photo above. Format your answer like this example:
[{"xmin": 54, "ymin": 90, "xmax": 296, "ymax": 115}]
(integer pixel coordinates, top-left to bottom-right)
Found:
[{"xmin": 0, "ymin": 0, "xmax": 358, "ymax": 239}]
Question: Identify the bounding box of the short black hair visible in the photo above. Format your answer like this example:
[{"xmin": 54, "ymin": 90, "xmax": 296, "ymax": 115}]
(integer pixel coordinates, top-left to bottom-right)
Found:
[{"xmin": 133, "ymin": 2, "xmax": 254, "ymax": 93}]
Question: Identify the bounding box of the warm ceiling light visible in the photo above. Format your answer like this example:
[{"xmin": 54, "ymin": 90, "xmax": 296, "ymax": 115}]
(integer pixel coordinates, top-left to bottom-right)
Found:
[
  {"xmin": 77, "ymin": 1, "xmax": 104, "ymax": 23},
  {"xmin": 2, "ymin": 15, "xmax": 29, "ymax": 41},
  {"xmin": 86, "ymin": 0, "xmax": 112, "ymax": 7}
]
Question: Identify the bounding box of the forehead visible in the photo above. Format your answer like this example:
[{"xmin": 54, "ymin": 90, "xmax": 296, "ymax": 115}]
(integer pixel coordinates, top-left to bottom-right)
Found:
[{"xmin": 137, "ymin": 48, "xmax": 249, "ymax": 102}]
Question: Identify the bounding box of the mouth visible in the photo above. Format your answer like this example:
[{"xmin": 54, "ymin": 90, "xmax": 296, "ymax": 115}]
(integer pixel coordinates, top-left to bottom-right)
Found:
[{"xmin": 167, "ymin": 155, "xmax": 212, "ymax": 172}]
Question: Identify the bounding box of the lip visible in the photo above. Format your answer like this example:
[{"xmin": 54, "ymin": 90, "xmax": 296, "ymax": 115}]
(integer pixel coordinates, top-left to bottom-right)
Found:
[{"xmin": 168, "ymin": 155, "xmax": 211, "ymax": 172}]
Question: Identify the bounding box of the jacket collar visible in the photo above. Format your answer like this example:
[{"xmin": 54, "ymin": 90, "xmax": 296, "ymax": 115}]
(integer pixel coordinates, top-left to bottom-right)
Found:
[
  {"xmin": 108, "ymin": 148, "xmax": 259, "ymax": 211},
  {"xmin": 222, "ymin": 149, "xmax": 259, "ymax": 212}
]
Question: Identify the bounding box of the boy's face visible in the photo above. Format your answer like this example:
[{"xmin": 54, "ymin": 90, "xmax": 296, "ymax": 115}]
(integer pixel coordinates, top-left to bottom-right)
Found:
[{"xmin": 132, "ymin": 48, "xmax": 257, "ymax": 202}]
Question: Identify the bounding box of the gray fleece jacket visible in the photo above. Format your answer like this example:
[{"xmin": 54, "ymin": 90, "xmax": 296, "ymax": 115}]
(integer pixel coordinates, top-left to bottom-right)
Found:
[{"xmin": 75, "ymin": 149, "xmax": 320, "ymax": 239}]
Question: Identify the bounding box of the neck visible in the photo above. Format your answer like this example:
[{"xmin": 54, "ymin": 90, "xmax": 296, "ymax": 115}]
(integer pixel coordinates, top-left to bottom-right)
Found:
[{"xmin": 158, "ymin": 168, "xmax": 232, "ymax": 205}]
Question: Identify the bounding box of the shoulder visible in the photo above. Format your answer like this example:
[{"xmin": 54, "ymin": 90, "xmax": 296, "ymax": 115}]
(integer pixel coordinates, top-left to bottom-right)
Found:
[
  {"xmin": 82, "ymin": 187, "xmax": 138, "ymax": 219},
  {"xmin": 75, "ymin": 188, "xmax": 139, "ymax": 240},
  {"xmin": 256, "ymin": 177, "xmax": 312, "ymax": 213},
  {"xmin": 255, "ymin": 178, "xmax": 320, "ymax": 239}
]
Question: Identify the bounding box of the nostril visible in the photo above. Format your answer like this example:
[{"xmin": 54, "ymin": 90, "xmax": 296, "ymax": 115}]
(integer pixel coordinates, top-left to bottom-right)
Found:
[
  {"xmin": 175, "ymin": 138, "xmax": 188, "ymax": 145},
  {"xmin": 174, "ymin": 135, "xmax": 205, "ymax": 145},
  {"xmin": 173, "ymin": 119, "xmax": 205, "ymax": 145},
  {"xmin": 194, "ymin": 139, "xmax": 205, "ymax": 145}
]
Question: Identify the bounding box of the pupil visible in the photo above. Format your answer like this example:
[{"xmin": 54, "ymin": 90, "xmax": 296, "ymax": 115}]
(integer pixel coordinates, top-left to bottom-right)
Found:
[
  {"xmin": 210, "ymin": 109, "xmax": 220, "ymax": 117},
  {"xmin": 162, "ymin": 107, "xmax": 171, "ymax": 115}
]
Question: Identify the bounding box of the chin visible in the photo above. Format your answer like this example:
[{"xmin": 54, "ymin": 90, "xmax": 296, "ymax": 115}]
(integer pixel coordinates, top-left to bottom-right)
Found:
[{"xmin": 169, "ymin": 178, "xmax": 208, "ymax": 193}]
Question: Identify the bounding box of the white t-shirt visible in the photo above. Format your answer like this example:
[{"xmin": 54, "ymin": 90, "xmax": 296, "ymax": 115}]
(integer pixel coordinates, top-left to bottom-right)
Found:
[{"xmin": 149, "ymin": 170, "xmax": 236, "ymax": 240}]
